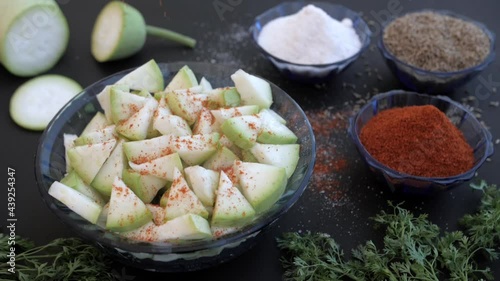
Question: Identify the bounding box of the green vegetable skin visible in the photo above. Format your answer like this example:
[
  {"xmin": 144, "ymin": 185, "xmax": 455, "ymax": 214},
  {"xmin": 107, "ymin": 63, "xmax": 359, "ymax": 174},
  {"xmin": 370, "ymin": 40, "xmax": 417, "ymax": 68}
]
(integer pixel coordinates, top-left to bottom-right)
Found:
[
  {"xmin": 278, "ymin": 182, "xmax": 500, "ymax": 281},
  {"xmin": 91, "ymin": 1, "xmax": 196, "ymax": 62},
  {"xmin": 49, "ymin": 61, "xmax": 301, "ymax": 242},
  {"xmin": 0, "ymin": 0, "xmax": 69, "ymax": 76}
]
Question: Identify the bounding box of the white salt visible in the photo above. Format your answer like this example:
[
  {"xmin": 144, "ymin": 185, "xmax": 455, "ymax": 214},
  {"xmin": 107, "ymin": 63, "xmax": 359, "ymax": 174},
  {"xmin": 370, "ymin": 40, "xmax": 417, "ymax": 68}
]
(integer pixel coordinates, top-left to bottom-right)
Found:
[{"xmin": 258, "ymin": 5, "xmax": 362, "ymax": 65}]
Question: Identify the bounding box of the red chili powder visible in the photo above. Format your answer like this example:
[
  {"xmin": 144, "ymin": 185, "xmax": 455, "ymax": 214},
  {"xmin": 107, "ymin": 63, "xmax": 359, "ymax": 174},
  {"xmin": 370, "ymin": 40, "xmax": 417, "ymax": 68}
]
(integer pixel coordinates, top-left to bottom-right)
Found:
[
  {"xmin": 306, "ymin": 109, "xmax": 350, "ymax": 202},
  {"xmin": 360, "ymin": 105, "xmax": 474, "ymax": 178}
]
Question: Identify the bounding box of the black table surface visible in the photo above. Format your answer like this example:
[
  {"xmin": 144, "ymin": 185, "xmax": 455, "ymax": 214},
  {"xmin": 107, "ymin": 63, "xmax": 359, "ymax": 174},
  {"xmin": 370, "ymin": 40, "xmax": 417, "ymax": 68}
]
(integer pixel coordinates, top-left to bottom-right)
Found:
[{"xmin": 1, "ymin": 0, "xmax": 499, "ymax": 280}]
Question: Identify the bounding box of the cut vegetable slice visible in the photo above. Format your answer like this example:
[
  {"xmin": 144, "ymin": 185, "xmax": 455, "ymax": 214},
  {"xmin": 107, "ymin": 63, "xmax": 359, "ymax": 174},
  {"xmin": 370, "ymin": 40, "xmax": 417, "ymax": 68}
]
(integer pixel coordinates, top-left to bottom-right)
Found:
[
  {"xmin": 96, "ymin": 85, "xmax": 129, "ymax": 123},
  {"xmin": 81, "ymin": 112, "xmax": 109, "ymax": 136},
  {"xmin": 205, "ymin": 87, "xmax": 241, "ymax": 108},
  {"xmin": 170, "ymin": 133, "xmax": 220, "ymax": 166},
  {"xmin": 199, "ymin": 77, "xmax": 213, "ymax": 92},
  {"xmin": 106, "ymin": 177, "xmax": 153, "ymax": 232},
  {"xmin": 203, "ymin": 146, "xmax": 240, "ymax": 171},
  {"xmin": 128, "ymin": 153, "xmax": 183, "ymax": 181},
  {"xmin": 250, "ymin": 143, "xmax": 300, "ymax": 179},
  {"xmin": 48, "ymin": 181, "xmax": 103, "ymax": 224},
  {"xmin": 74, "ymin": 125, "xmax": 117, "ymax": 146},
  {"xmin": 122, "ymin": 168, "xmax": 167, "ymax": 204},
  {"xmin": 115, "ymin": 98, "xmax": 157, "ymax": 141},
  {"xmin": 61, "ymin": 171, "xmax": 106, "ymax": 206},
  {"xmin": 110, "ymin": 87, "xmax": 148, "ymax": 124},
  {"xmin": 123, "ymin": 135, "xmax": 172, "ymax": 163},
  {"xmin": 67, "ymin": 139, "xmax": 117, "ymax": 184},
  {"xmin": 235, "ymin": 161, "xmax": 287, "ymax": 214},
  {"xmin": 165, "ymin": 89, "xmax": 207, "ymax": 125},
  {"xmin": 165, "ymin": 65, "xmax": 198, "ymax": 91},
  {"xmin": 0, "ymin": 0, "xmax": 69, "ymax": 76},
  {"xmin": 63, "ymin": 134, "xmax": 77, "ymax": 173},
  {"xmin": 91, "ymin": 139, "xmax": 126, "ymax": 198},
  {"xmin": 257, "ymin": 109, "xmax": 298, "ymax": 144},
  {"xmin": 221, "ymin": 115, "xmax": 262, "ymax": 149},
  {"xmin": 146, "ymin": 204, "xmax": 167, "ymax": 225},
  {"xmin": 91, "ymin": 2, "xmax": 195, "ymax": 63},
  {"xmin": 164, "ymin": 168, "xmax": 209, "ymax": 220},
  {"xmin": 211, "ymin": 171, "xmax": 255, "ymax": 227},
  {"xmin": 231, "ymin": 69, "xmax": 272, "ymax": 109},
  {"xmin": 211, "ymin": 105, "xmax": 260, "ymax": 131},
  {"xmin": 192, "ymin": 108, "xmax": 217, "ymax": 135},
  {"xmin": 9, "ymin": 75, "xmax": 82, "ymax": 130},
  {"xmin": 115, "ymin": 60, "xmax": 164, "ymax": 92},
  {"xmin": 184, "ymin": 166, "xmax": 219, "ymax": 207},
  {"xmin": 152, "ymin": 99, "xmax": 192, "ymax": 137},
  {"xmin": 156, "ymin": 214, "xmax": 212, "ymax": 241},
  {"xmin": 91, "ymin": 1, "xmax": 147, "ymax": 63}
]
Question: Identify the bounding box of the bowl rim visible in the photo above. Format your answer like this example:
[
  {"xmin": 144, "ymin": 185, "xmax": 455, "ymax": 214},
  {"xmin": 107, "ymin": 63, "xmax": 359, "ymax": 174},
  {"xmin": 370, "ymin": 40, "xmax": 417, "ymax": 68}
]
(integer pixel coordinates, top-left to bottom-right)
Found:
[
  {"xmin": 349, "ymin": 89, "xmax": 494, "ymax": 184},
  {"xmin": 378, "ymin": 9, "xmax": 496, "ymax": 77},
  {"xmin": 35, "ymin": 61, "xmax": 316, "ymax": 254},
  {"xmin": 251, "ymin": 1, "xmax": 372, "ymax": 67}
]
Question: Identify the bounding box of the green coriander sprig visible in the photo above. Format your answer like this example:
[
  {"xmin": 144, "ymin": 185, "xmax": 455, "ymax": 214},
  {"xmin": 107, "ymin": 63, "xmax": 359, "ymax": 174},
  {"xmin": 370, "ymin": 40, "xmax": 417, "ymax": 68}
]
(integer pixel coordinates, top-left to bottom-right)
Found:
[
  {"xmin": 0, "ymin": 235, "xmax": 115, "ymax": 281},
  {"xmin": 461, "ymin": 180, "xmax": 500, "ymax": 248},
  {"xmin": 278, "ymin": 182, "xmax": 500, "ymax": 281}
]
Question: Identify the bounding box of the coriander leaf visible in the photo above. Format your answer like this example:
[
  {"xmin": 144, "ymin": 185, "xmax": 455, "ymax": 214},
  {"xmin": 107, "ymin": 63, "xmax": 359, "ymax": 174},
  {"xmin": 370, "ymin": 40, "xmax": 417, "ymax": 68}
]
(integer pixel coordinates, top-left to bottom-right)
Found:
[
  {"xmin": 438, "ymin": 231, "xmax": 495, "ymax": 281},
  {"xmin": 278, "ymin": 182, "xmax": 500, "ymax": 281},
  {"xmin": 277, "ymin": 232, "xmax": 363, "ymax": 281},
  {"xmin": 461, "ymin": 183, "xmax": 500, "ymax": 248},
  {"xmin": 0, "ymin": 234, "xmax": 116, "ymax": 281}
]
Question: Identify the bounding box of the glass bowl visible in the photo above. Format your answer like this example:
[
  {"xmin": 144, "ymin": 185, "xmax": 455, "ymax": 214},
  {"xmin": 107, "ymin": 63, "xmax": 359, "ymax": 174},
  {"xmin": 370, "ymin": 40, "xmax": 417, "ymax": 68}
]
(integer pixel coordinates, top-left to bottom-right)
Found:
[
  {"xmin": 348, "ymin": 90, "xmax": 494, "ymax": 194},
  {"xmin": 35, "ymin": 62, "xmax": 316, "ymax": 272},
  {"xmin": 378, "ymin": 10, "xmax": 496, "ymax": 94},
  {"xmin": 251, "ymin": 1, "xmax": 371, "ymax": 83}
]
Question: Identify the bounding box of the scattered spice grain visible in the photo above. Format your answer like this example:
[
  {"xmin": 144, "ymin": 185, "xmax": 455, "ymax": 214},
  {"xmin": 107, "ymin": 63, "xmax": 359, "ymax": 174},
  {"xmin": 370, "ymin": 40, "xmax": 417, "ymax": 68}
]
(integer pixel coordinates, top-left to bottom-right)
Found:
[
  {"xmin": 305, "ymin": 109, "xmax": 350, "ymax": 203},
  {"xmin": 383, "ymin": 11, "xmax": 491, "ymax": 72},
  {"xmin": 360, "ymin": 105, "xmax": 474, "ymax": 178}
]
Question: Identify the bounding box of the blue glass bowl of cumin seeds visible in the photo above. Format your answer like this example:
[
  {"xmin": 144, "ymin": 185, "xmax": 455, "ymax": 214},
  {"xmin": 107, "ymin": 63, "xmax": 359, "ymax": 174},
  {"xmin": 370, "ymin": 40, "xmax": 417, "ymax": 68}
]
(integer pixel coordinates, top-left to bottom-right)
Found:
[{"xmin": 378, "ymin": 10, "xmax": 496, "ymax": 94}]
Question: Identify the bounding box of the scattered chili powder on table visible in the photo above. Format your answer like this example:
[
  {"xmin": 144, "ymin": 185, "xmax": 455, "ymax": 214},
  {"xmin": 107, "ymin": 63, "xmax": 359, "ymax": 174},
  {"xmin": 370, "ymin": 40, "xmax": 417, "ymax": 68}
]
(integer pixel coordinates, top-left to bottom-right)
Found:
[
  {"xmin": 306, "ymin": 108, "xmax": 351, "ymax": 203},
  {"xmin": 360, "ymin": 105, "xmax": 474, "ymax": 178}
]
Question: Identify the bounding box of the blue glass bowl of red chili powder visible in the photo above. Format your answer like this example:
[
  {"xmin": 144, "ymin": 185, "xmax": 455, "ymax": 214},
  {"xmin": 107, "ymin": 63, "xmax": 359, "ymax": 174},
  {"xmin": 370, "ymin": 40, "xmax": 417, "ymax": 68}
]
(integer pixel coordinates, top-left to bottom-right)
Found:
[{"xmin": 348, "ymin": 90, "xmax": 494, "ymax": 194}]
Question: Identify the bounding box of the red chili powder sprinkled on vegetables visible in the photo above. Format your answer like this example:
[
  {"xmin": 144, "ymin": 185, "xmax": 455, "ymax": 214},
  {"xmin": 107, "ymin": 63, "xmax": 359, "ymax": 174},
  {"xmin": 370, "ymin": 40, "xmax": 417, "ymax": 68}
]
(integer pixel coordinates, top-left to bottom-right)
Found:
[
  {"xmin": 306, "ymin": 108, "xmax": 350, "ymax": 202},
  {"xmin": 360, "ymin": 105, "xmax": 474, "ymax": 178}
]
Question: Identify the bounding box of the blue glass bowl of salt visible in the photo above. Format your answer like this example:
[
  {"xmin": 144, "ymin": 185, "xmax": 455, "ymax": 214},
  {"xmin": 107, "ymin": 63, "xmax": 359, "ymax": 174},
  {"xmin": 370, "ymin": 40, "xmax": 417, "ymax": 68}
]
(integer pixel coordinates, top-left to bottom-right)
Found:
[{"xmin": 251, "ymin": 2, "xmax": 371, "ymax": 83}]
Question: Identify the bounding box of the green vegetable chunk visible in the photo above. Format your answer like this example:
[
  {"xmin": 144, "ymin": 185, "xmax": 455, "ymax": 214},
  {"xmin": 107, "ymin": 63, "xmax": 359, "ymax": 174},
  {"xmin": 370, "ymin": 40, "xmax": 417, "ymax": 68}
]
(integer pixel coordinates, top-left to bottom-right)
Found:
[
  {"xmin": 91, "ymin": 1, "xmax": 196, "ymax": 62},
  {"xmin": 0, "ymin": 0, "xmax": 69, "ymax": 76}
]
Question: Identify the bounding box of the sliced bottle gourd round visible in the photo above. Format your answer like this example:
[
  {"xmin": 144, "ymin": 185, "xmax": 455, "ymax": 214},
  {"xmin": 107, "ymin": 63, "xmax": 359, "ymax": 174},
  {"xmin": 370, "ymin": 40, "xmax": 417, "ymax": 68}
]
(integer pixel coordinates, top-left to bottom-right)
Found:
[
  {"xmin": 91, "ymin": 1, "xmax": 196, "ymax": 62},
  {"xmin": 9, "ymin": 75, "xmax": 82, "ymax": 130},
  {"xmin": 0, "ymin": 0, "xmax": 69, "ymax": 76},
  {"xmin": 91, "ymin": 1, "xmax": 147, "ymax": 62}
]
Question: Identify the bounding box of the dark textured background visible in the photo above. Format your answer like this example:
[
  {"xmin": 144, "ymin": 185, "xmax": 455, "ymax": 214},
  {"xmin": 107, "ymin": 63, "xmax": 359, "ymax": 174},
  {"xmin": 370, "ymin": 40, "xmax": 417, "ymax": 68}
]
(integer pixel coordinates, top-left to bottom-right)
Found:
[{"xmin": 1, "ymin": 0, "xmax": 499, "ymax": 280}]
